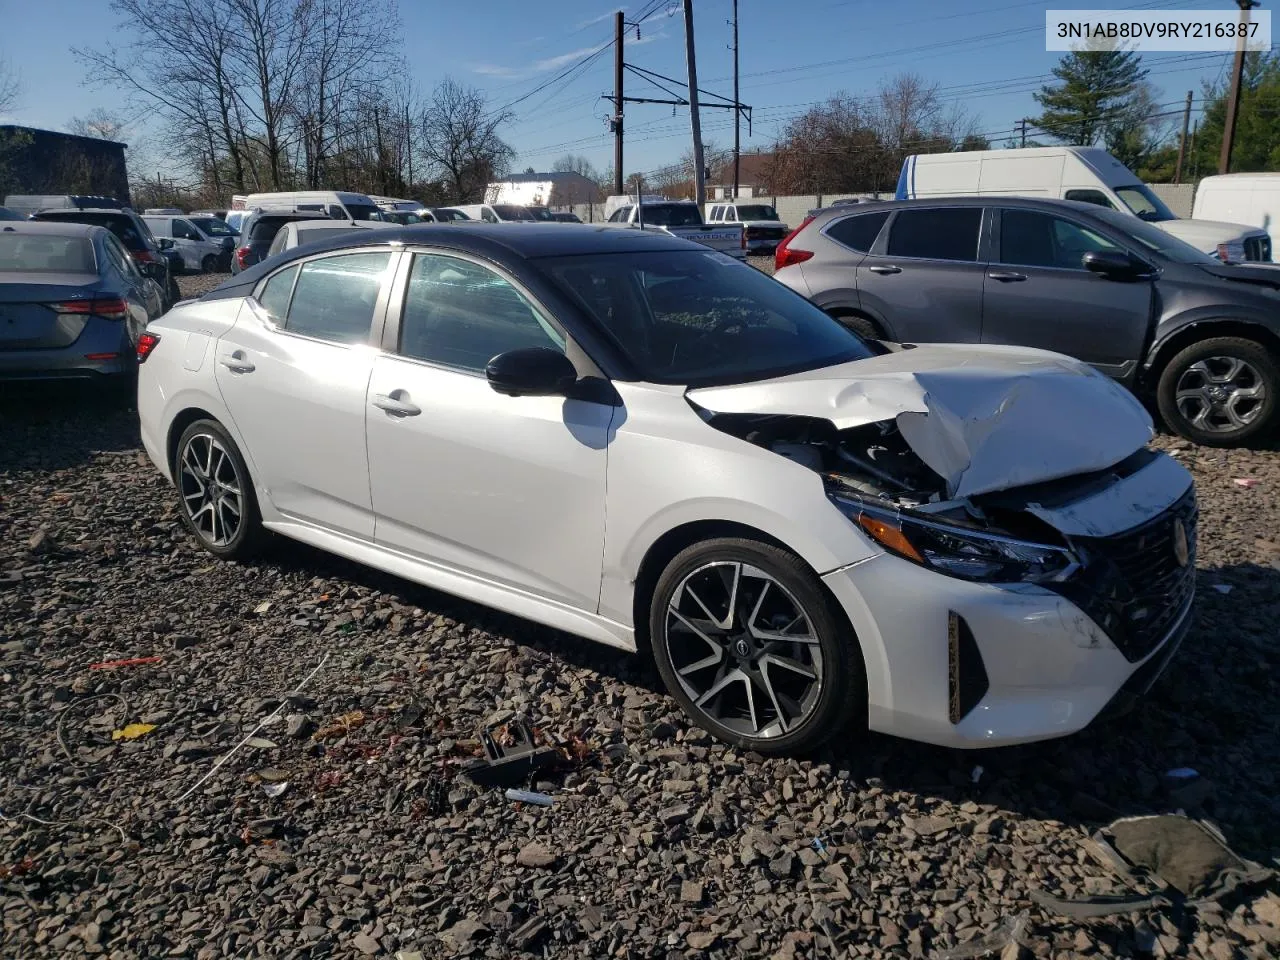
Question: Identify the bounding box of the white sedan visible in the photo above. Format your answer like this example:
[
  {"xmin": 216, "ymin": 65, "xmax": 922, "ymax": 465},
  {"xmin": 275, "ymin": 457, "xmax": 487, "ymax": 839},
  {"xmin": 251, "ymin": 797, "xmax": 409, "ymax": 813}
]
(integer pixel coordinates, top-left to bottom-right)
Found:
[{"xmin": 136, "ymin": 225, "xmax": 1196, "ymax": 754}]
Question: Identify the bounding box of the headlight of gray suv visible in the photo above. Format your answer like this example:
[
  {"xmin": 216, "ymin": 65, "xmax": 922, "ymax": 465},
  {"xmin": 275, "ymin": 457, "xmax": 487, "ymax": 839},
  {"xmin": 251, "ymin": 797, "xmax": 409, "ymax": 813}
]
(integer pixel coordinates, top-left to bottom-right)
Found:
[{"xmin": 830, "ymin": 495, "xmax": 1079, "ymax": 584}]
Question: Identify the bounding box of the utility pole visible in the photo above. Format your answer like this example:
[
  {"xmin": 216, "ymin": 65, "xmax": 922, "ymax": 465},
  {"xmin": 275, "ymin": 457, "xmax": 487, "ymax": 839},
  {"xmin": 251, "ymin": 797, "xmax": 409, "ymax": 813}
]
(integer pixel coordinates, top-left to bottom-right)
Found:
[
  {"xmin": 683, "ymin": 0, "xmax": 706, "ymax": 206},
  {"xmin": 1175, "ymin": 90, "xmax": 1193, "ymax": 184},
  {"xmin": 405, "ymin": 103, "xmax": 413, "ymax": 190},
  {"xmin": 614, "ymin": 10, "xmax": 625, "ymax": 196},
  {"xmin": 1019, "ymin": 118, "xmax": 1027, "ymax": 148},
  {"xmin": 731, "ymin": 0, "xmax": 740, "ymax": 199},
  {"xmin": 1220, "ymin": 0, "xmax": 1259, "ymax": 175}
]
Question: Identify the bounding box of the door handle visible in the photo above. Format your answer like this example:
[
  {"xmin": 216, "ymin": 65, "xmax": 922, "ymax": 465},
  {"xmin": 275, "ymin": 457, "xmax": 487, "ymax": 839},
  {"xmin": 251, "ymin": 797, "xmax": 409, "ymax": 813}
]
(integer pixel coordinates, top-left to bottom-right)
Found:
[
  {"xmin": 987, "ymin": 271, "xmax": 1028, "ymax": 282},
  {"xmin": 867, "ymin": 265, "xmax": 902, "ymax": 275},
  {"xmin": 219, "ymin": 351, "xmax": 255, "ymax": 373},
  {"xmin": 372, "ymin": 392, "xmax": 421, "ymax": 417}
]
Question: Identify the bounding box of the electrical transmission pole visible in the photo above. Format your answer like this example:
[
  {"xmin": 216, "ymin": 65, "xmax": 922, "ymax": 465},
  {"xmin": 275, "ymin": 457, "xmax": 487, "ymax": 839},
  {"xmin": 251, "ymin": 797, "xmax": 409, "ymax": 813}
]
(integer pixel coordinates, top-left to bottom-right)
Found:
[
  {"xmin": 732, "ymin": 0, "xmax": 740, "ymax": 199},
  {"xmin": 1220, "ymin": 0, "xmax": 1260, "ymax": 175},
  {"xmin": 683, "ymin": 0, "xmax": 706, "ymax": 206},
  {"xmin": 1175, "ymin": 90, "xmax": 1193, "ymax": 184},
  {"xmin": 613, "ymin": 10, "xmax": 625, "ymax": 196},
  {"xmin": 1019, "ymin": 118, "xmax": 1027, "ymax": 148}
]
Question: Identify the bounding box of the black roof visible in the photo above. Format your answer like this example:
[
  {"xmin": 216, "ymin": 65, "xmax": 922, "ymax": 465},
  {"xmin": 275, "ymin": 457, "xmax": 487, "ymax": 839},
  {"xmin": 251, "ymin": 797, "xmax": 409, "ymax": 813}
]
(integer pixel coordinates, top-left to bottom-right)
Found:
[{"xmin": 203, "ymin": 223, "xmax": 693, "ymax": 300}]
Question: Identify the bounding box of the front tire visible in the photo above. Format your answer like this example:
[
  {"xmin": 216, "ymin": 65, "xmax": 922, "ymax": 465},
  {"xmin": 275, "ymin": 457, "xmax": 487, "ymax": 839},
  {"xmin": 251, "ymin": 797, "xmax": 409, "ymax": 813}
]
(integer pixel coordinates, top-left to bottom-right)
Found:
[
  {"xmin": 830, "ymin": 312, "xmax": 882, "ymax": 341},
  {"xmin": 174, "ymin": 419, "xmax": 265, "ymax": 560},
  {"xmin": 201, "ymin": 254, "xmax": 218, "ymax": 273},
  {"xmin": 1156, "ymin": 337, "xmax": 1279, "ymax": 446},
  {"xmin": 649, "ymin": 538, "xmax": 864, "ymax": 755}
]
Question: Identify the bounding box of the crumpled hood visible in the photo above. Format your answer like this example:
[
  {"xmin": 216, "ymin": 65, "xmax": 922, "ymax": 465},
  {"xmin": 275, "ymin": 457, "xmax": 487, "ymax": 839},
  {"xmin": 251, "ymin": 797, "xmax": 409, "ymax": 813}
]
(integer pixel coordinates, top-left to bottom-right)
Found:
[
  {"xmin": 1158, "ymin": 217, "xmax": 1266, "ymax": 250},
  {"xmin": 687, "ymin": 343, "xmax": 1154, "ymax": 498}
]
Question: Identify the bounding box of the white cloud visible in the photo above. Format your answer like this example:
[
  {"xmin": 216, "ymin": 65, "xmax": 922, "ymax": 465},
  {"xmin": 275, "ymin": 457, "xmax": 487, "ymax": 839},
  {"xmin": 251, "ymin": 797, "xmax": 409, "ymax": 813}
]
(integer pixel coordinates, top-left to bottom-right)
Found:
[
  {"xmin": 470, "ymin": 25, "xmax": 667, "ymax": 82},
  {"xmin": 576, "ymin": 7, "xmax": 625, "ymax": 29}
]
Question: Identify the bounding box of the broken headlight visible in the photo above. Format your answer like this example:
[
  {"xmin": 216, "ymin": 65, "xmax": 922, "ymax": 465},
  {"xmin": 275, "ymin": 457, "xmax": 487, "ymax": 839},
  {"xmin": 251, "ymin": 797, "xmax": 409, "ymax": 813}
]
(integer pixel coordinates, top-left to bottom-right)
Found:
[{"xmin": 832, "ymin": 496, "xmax": 1078, "ymax": 584}]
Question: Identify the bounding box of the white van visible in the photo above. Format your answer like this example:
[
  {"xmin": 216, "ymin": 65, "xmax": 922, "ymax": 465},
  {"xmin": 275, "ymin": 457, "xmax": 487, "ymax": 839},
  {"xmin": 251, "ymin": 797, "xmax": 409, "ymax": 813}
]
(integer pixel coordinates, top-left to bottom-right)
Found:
[
  {"xmin": 448, "ymin": 203, "xmax": 536, "ymax": 223},
  {"xmin": 142, "ymin": 213, "xmax": 237, "ymax": 273},
  {"xmin": 1192, "ymin": 173, "xmax": 1280, "ymax": 261},
  {"xmin": 237, "ymin": 191, "xmax": 383, "ymax": 222},
  {"xmin": 897, "ymin": 147, "xmax": 1272, "ymax": 261}
]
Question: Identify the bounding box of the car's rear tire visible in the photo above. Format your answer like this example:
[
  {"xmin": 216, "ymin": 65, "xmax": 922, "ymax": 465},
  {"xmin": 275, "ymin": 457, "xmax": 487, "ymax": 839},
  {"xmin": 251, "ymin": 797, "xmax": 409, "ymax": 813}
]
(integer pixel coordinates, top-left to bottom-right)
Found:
[
  {"xmin": 201, "ymin": 254, "xmax": 218, "ymax": 273},
  {"xmin": 174, "ymin": 419, "xmax": 266, "ymax": 560},
  {"xmin": 1156, "ymin": 336, "xmax": 1279, "ymax": 446},
  {"xmin": 649, "ymin": 537, "xmax": 864, "ymax": 755}
]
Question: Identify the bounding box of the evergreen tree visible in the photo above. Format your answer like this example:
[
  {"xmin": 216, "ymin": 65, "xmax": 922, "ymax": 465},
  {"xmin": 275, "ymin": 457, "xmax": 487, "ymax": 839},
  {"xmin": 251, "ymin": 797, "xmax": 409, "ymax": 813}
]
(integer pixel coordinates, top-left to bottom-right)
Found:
[
  {"xmin": 1190, "ymin": 51, "xmax": 1280, "ymax": 175},
  {"xmin": 1031, "ymin": 47, "xmax": 1148, "ymax": 146}
]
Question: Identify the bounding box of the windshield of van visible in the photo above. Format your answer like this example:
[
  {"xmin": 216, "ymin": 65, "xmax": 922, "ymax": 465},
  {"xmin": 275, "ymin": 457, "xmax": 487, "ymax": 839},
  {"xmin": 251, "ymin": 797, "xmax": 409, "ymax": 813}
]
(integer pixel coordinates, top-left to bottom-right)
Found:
[
  {"xmin": 526, "ymin": 206, "xmax": 556, "ymax": 221},
  {"xmin": 638, "ymin": 204, "xmax": 703, "ymax": 227},
  {"xmin": 189, "ymin": 217, "xmax": 236, "ymax": 237},
  {"xmin": 541, "ymin": 250, "xmax": 874, "ymax": 385},
  {"xmin": 735, "ymin": 205, "xmax": 779, "ymax": 221},
  {"xmin": 346, "ymin": 204, "xmax": 383, "ymax": 221},
  {"xmin": 493, "ymin": 205, "xmax": 536, "ymax": 221},
  {"xmin": 1114, "ymin": 184, "xmax": 1177, "ymax": 222},
  {"xmin": 1091, "ymin": 208, "xmax": 1217, "ymax": 263}
]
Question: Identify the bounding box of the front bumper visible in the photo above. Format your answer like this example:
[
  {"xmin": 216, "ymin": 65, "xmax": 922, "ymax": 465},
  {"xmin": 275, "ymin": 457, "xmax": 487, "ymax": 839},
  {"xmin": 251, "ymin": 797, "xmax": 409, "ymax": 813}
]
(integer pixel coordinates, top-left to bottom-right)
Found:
[{"xmin": 823, "ymin": 551, "xmax": 1192, "ymax": 748}]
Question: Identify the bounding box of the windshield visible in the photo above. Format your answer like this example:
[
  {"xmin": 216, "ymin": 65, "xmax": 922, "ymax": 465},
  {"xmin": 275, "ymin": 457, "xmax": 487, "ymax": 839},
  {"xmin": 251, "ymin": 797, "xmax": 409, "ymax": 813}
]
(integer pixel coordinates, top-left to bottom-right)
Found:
[
  {"xmin": 541, "ymin": 250, "xmax": 874, "ymax": 385},
  {"xmin": 189, "ymin": 216, "xmax": 236, "ymax": 237},
  {"xmin": 735, "ymin": 205, "xmax": 779, "ymax": 221},
  {"xmin": 493, "ymin": 204, "xmax": 536, "ymax": 221},
  {"xmin": 1114, "ymin": 184, "xmax": 1177, "ymax": 222},
  {"xmin": 345, "ymin": 204, "xmax": 383, "ymax": 222},
  {"xmin": 638, "ymin": 204, "xmax": 703, "ymax": 227},
  {"xmin": 526, "ymin": 206, "xmax": 556, "ymax": 221},
  {"xmin": 0, "ymin": 234, "xmax": 96, "ymax": 273},
  {"xmin": 1091, "ymin": 208, "xmax": 1217, "ymax": 264}
]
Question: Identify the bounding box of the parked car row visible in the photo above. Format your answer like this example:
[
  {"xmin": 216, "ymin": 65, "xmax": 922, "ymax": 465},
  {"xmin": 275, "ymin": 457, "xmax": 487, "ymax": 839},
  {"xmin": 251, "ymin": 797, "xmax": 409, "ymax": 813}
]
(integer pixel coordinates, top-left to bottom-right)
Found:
[{"xmin": 134, "ymin": 222, "xmax": 1197, "ymax": 757}]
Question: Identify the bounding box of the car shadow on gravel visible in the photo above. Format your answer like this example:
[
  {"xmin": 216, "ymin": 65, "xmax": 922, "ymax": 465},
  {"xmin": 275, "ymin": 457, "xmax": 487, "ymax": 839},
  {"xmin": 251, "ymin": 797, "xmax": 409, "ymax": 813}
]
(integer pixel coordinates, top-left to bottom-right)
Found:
[{"xmin": 0, "ymin": 382, "xmax": 140, "ymax": 471}]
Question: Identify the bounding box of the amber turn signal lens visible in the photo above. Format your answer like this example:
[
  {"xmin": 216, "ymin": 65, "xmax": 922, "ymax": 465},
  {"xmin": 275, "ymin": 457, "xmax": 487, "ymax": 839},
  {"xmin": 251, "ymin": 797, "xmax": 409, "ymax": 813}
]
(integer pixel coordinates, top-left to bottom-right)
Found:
[{"xmin": 857, "ymin": 513, "xmax": 925, "ymax": 563}]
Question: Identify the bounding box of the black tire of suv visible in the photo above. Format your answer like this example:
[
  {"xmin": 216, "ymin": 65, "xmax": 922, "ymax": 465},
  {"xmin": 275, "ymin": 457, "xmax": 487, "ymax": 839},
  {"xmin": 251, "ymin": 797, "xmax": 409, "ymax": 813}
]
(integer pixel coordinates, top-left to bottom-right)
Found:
[
  {"xmin": 201, "ymin": 254, "xmax": 218, "ymax": 273},
  {"xmin": 830, "ymin": 312, "xmax": 882, "ymax": 341},
  {"xmin": 1156, "ymin": 336, "xmax": 1280, "ymax": 447},
  {"xmin": 649, "ymin": 537, "xmax": 865, "ymax": 755}
]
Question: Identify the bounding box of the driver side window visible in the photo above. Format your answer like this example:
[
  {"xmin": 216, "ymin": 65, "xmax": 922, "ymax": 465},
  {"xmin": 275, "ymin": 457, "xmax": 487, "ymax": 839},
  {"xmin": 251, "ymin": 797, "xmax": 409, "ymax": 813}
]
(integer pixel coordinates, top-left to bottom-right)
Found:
[
  {"xmin": 609, "ymin": 206, "xmax": 631, "ymax": 222},
  {"xmin": 1064, "ymin": 189, "xmax": 1115, "ymax": 209},
  {"xmin": 398, "ymin": 254, "xmax": 565, "ymax": 374}
]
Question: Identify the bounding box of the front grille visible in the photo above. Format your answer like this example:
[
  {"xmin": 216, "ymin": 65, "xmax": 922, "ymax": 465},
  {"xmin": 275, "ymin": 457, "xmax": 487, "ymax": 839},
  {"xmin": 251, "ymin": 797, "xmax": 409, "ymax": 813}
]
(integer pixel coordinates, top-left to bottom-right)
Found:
[
  {"xmin": 1244, "ymin": 235, "xmax": 1272, "ymax": 262},
  {"xmin": 1051, "ymin": 487, "xmax": 1197, "ymax": 662}
]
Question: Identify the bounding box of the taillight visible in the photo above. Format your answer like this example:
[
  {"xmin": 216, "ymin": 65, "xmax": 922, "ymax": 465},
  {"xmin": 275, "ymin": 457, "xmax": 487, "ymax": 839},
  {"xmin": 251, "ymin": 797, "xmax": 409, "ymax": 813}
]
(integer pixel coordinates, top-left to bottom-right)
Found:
[
  {"xmin": 235, "ymin": 246, "xmax": 252, "ymax": 269},
  {"xmin": 136, "ymin": 332, "xmax": 161, "ymax": 362},
  {"xmin": 133, "ymin": 248, "xmax": 159, "ymax": 265},
  {"xmin": 741, "ymin": 227, "xmax": 746, "ymax": 250},
  {"xmin": 775, "ymin": 216, "xmax": 815, "ymax": 271},
  {"xmin": 51, "ymin": 297, "xmax": 129, "ymax": 320}
]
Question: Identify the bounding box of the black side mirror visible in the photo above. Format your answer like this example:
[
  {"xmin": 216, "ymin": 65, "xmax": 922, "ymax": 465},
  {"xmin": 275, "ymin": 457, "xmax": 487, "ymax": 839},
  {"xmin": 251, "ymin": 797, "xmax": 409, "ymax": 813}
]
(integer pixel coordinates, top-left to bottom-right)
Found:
[
  {"xmin": 1083, "ymin": 250, "xmax": 1149, "ymax": 279},
  {"xmin": 486, "ymin": 347, "xmax": 577, "ymax": 397},
  {"xmin": 157, "ymin": 237, "xmax": 174, "ymax": 250}
]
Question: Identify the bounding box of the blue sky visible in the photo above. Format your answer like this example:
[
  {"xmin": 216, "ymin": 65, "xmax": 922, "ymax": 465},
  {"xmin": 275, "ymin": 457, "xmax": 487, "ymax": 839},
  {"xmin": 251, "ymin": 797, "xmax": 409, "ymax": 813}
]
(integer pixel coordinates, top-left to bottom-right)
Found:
[{"xmin": 0, "ymin": 0, "xmax": 1246, "ymax": 183}]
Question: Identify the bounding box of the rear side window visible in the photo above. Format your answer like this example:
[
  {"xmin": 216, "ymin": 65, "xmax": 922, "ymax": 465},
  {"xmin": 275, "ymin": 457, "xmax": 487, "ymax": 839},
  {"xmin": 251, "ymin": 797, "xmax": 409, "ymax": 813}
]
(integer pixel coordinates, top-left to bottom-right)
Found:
[
  {"xmin": 257, "ymin": 264, "xmax": 298, "ymax": 320},
  {"xmin": 284, "ymin": 252, "xmax": 389, "ymax": 344},
  {"xmin": 826, "ymin": 211, "xmax": 891, "ymax": 252},
  {"xmin": 0, "ymin": 234, "xmax": 96, "ymax": 273},
  {"xmin": 886, "ymin": 208, "xmax": 982, "ymax": 261}
]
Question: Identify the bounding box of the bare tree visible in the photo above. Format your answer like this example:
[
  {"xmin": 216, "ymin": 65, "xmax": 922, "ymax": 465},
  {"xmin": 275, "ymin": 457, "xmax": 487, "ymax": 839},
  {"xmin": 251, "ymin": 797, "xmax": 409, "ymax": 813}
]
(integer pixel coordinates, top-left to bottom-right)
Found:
[
  {"xmin": 0, "ymin": 56, "xmax": 18, "ymax": 116},
  {"xmin": 419, "ymin": 78, "xmax": 514, "ymax": 203},
  {"xmin": 69, "ymin": 108, "xmax": 127, "ymax": 141},
  {"xmin": 552, "ymin": 153, "xmax": 599, "ymax": 180}
]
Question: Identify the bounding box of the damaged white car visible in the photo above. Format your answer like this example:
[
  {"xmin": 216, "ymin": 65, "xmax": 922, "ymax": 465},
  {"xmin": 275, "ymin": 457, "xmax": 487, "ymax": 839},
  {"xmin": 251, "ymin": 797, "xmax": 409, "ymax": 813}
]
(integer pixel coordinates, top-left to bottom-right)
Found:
[{"xmin": 136, "ymin": 225, "xmax": 1197, "ymax": 755}]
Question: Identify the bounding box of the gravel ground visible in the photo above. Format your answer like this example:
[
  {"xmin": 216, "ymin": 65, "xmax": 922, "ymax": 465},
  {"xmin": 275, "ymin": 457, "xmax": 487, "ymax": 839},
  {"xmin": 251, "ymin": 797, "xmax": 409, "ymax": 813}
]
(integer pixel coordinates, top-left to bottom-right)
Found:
[{"xmin": 1, "ymin": 271, "xmax": 1278, "ymax": 959}]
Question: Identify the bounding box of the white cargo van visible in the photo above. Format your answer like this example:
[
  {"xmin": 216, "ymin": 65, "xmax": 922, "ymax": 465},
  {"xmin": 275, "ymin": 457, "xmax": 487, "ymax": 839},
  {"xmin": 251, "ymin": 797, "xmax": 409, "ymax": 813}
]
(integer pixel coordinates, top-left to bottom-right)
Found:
[
  {"xmin": 1192, "ymin": 173, "xmax": 1280, "ymax": 261},
  {"xmin": 896, "ymin": 147, "xmax": 1271, "ymax": 261},
  {"xmin": 237, "ymin": 190, "xmax": 383, "ymax": 222}
]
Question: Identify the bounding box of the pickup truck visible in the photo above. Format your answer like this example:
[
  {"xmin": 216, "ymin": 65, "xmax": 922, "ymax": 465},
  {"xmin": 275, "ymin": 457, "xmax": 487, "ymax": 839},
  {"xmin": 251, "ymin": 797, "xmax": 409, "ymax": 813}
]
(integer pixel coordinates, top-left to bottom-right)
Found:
[
  {"xmin": 603, "ymin": 201, "xmax": 746, "ymax": 259},
  {"xmin": 706, "ymin": 201, "xmax": 790, "ymax": 254}
]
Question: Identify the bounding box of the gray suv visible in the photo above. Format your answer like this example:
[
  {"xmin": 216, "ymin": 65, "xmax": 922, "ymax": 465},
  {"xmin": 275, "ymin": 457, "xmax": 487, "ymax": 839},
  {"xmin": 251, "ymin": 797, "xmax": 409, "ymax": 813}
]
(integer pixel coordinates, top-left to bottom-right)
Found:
[{"xmin": 774, "ymin": 196, "xmax": 1280, "ymax": 446}]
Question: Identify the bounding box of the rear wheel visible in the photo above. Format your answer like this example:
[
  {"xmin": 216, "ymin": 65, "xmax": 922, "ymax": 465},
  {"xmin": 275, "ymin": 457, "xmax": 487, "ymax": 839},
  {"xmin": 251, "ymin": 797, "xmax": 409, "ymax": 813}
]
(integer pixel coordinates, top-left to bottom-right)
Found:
[
  {"xmin": 1157, "ymin": 337, "xmax": 1279, "ymax": 446},
  {"xmin": 649, "ymin": 538, "xmax": 864, "ymax": 755},
  {"xmin": 175, "ymin": 419, "xmax": 265, "ymax": 560}
]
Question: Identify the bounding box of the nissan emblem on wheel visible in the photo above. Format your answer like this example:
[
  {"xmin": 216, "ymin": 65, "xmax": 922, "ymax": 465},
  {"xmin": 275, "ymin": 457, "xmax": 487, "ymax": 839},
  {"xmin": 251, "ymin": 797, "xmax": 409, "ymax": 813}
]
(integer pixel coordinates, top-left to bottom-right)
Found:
[{"xmin": 138, "ymin": 223, "xmax": 1195, "ymax": 754}]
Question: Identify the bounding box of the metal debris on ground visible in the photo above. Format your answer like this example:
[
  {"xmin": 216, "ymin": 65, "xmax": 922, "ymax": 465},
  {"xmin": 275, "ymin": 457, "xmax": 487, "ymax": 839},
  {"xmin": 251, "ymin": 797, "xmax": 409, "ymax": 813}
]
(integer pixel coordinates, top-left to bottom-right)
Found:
[
  {"xmin": 89, "ymin": 656, "xmax": 163, "ymax": 671},
  {"xmin": 110, "ymin": 723, "xmax": 157, "ymax": 741},
  {"xmin": 311, "ymin": 710, "xmax": 366, "ymax": 741},
  {"xmin": 933, "ymin": 911, "xmax": 1028, "ymax": 959},
  {"xmin": 462, "ymin": 716, "xmax": 560, "ymax": 788},
  {"xmin": 505, "ymin": 788, "xmax": 554, "ymax": 807},
  {"xmin": 1233, "ymin": 477, "xmax": 1261, "ymax": 488},
  {"xmin": 261, "ymin": 782, "xmax": 289, "ymax": 798}
]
